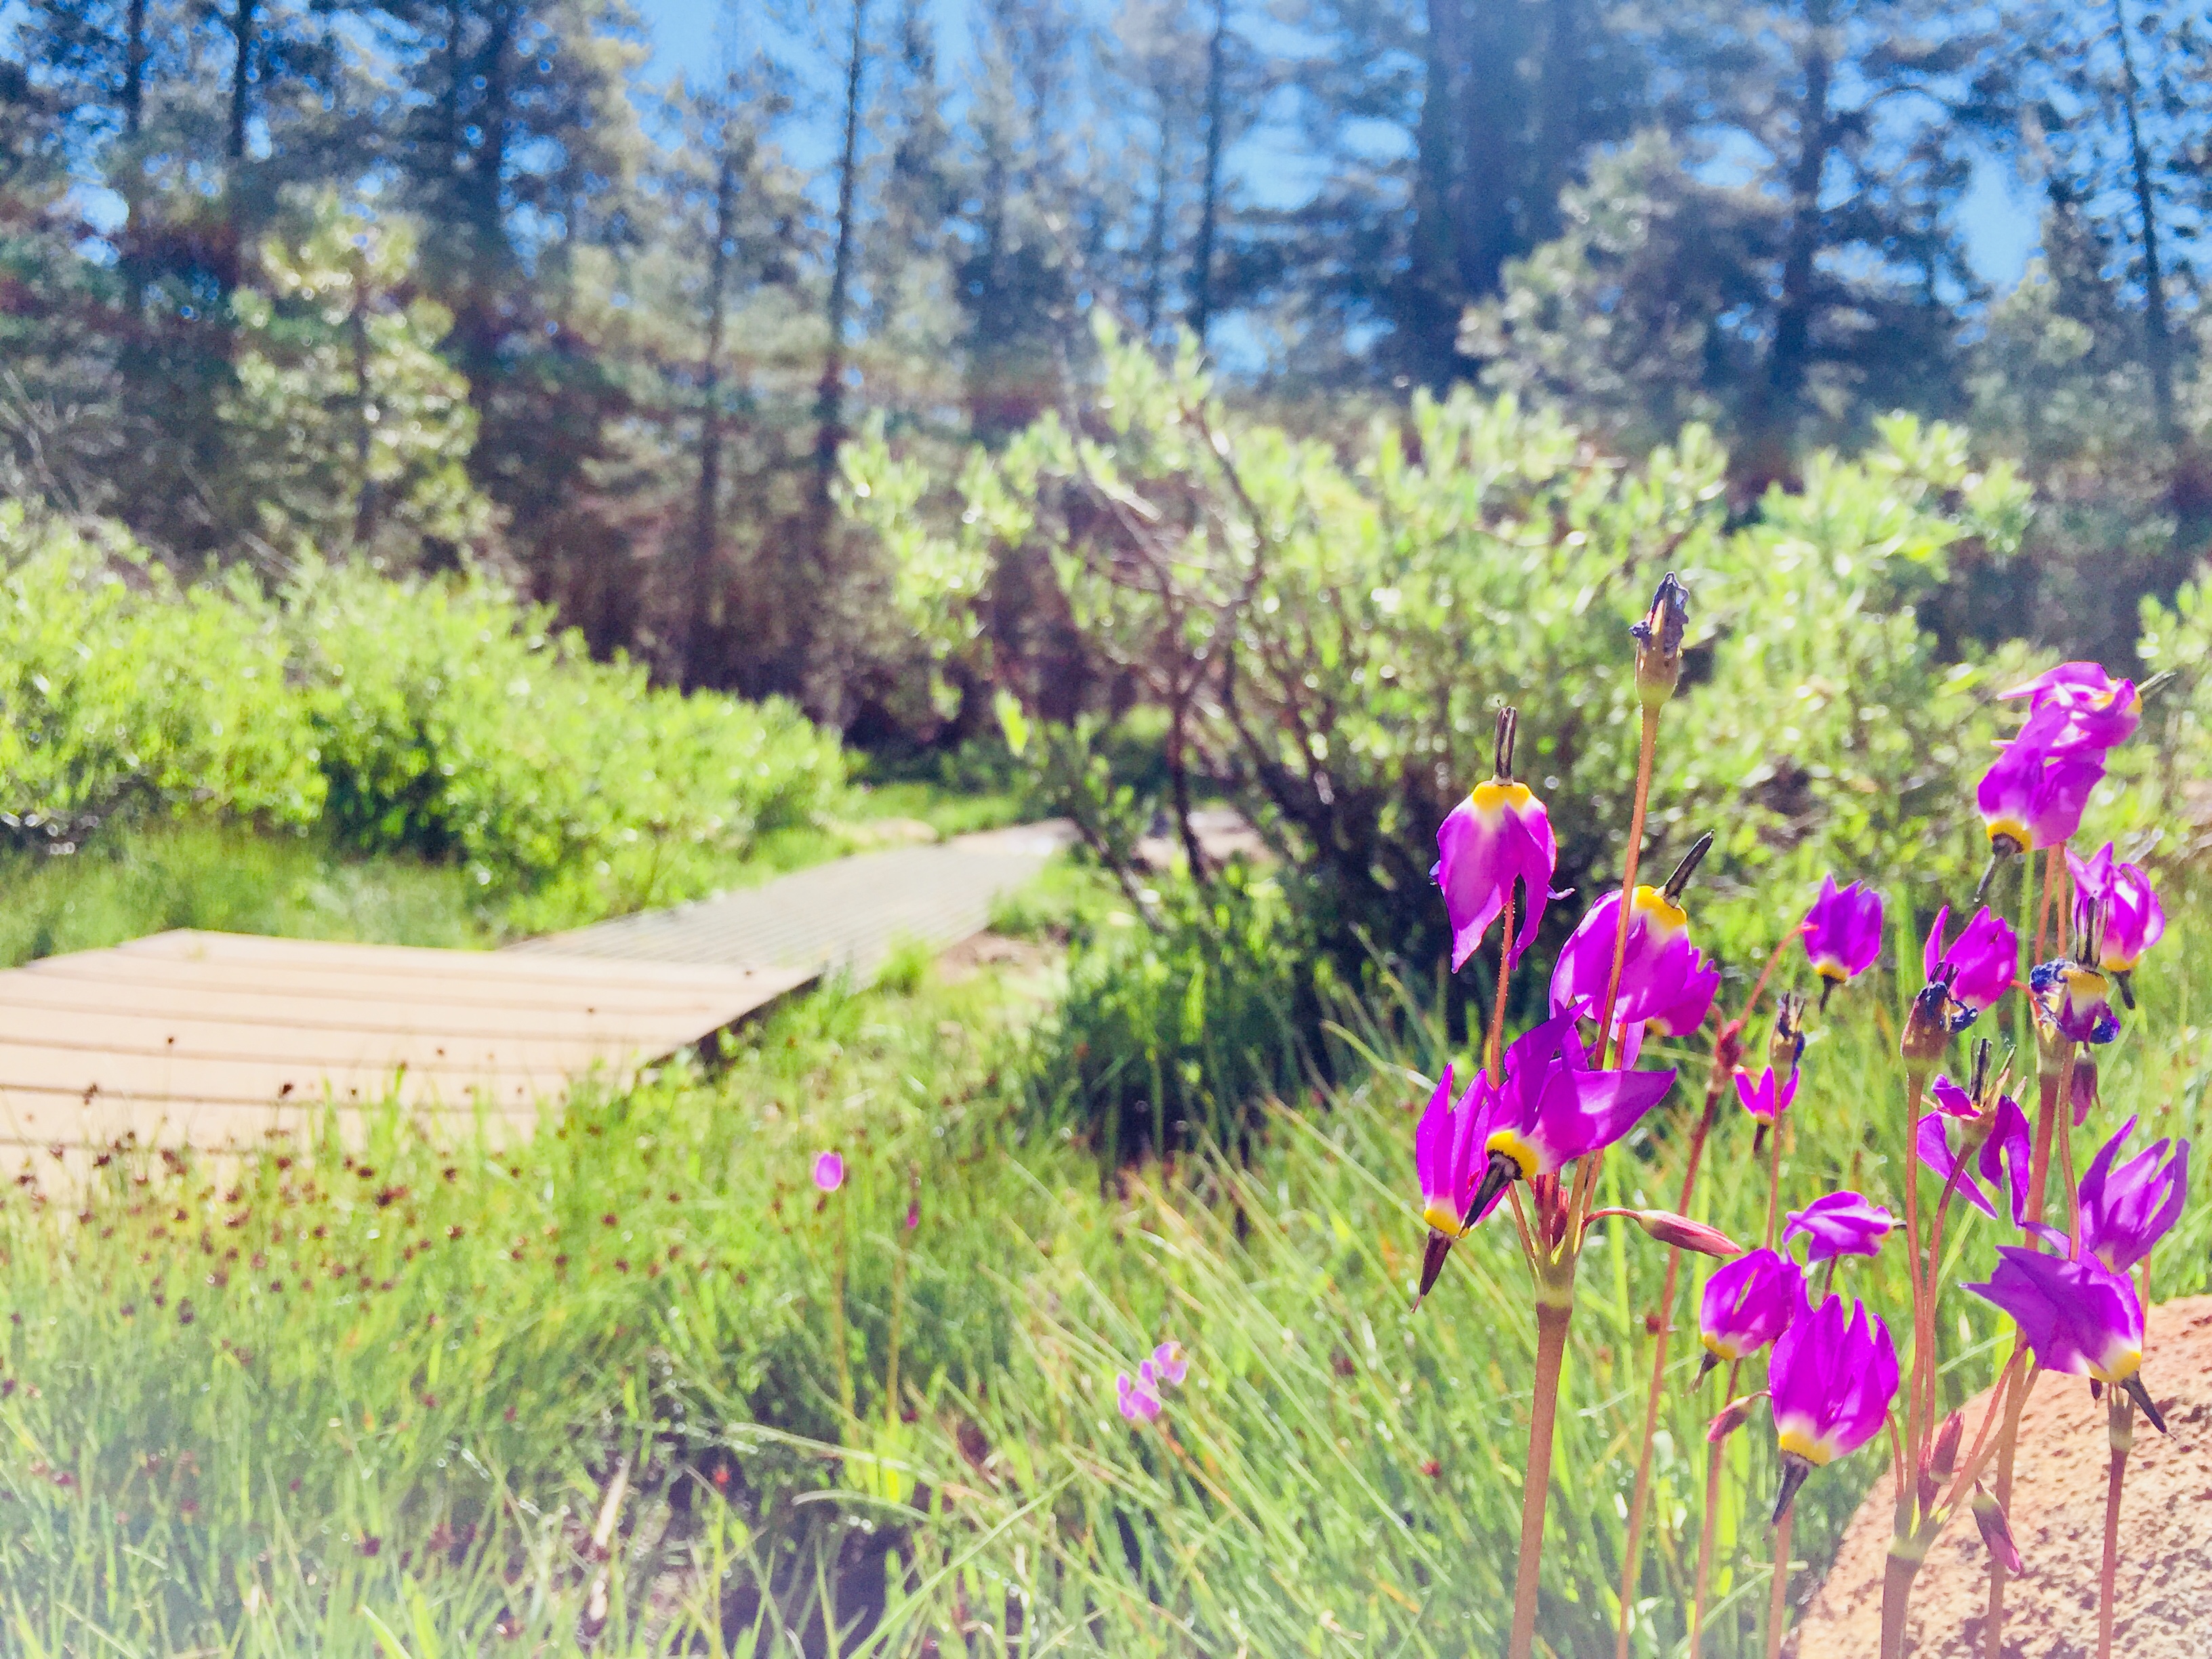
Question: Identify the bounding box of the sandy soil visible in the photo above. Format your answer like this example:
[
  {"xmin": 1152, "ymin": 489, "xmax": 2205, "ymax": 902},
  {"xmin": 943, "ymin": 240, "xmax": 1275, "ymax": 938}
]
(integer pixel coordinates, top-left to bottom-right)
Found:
[{"xmin": 1791, "ymin": 1294, "xmax": 2212, "ymax": 1657}]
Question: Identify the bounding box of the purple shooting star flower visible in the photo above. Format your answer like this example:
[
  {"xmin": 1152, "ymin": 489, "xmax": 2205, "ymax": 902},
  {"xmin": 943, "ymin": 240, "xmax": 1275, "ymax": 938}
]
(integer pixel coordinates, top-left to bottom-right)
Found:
[
  {"xmin": 2002, "ymin": 662, "xmax": 2142, "ymax": 758},
  {"xmin": 1924, "ymin": 905, "xmax": 2020, "ymax": 1024},
  {"xmin": 1965, "ymin": 1249, "xmax": 2167, "ymax": 1433},
  {"xmin": 1696, "ymin": 1247, "xmax": 1805, "ymax": 1382},
  {"xmin": 1149, "ymin": 1341, "xmax": 1189, "ymax": 1387},
  {"xmin": 1460, "ymin": 1014, "xmax": 1679, "ymax": 1223},
  {"xmin": 1768, "ymin": 1295, "xmax": 1900, "ymax": 1518},
  {"xmin": 2076, "ymin": 1118, "xmax": 2190, "ymax": 1274},
  {"xmin": 2069, "ymin": 842, "xmax": 2165, "ymax": 1008},
  {"xmin": 1802, "ymin": 874, "xmax": 1884, "ymax": 1008},
  {"xmin": 1435, "ymin": 775, "xmax": 1559, "ymax": 972},
  {"xmin": 1917, "ymin": 1076, "xmax": 2032, "ymax": 1223},
  {"xmin": 1977, "ymin": 734, "xmax": 2106, "ymax": 861},
  {"xmin": 1413, "ymin": 1065, "xmax": 1505, "ymax": 1305},
  {"xmin": 813, "ymin": 1152, "xmax": 845, "ymax": 1193},
  {"xmin": 1551, "ymin": 888, "xmax": 1712, "ymax": 1039},
  {"xmin": 1733, "ymin": 1065, "xmax": 1798, "ymax": 1126},
  {"xmin": 2029, "ymin": 958, "xmax": 2120, "ymax": 1046},
  {"xmin": 1784, "ymin": 1191, "xmax": 1897, "ymax": 1264}
]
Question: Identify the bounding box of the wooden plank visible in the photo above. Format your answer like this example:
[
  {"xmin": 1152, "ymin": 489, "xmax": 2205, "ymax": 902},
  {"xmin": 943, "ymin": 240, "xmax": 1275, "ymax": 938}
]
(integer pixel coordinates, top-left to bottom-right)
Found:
[
  {"xmin": 0, "ymin": 1043, "xmax": 576, "ymax": 1109},
  {"xmin": 0, "ymin": 1003, "xmax": 657, "ymax": 1073},
  {"xmin": 20, "ymin": 951, "xmax": 771, "ymax": 1017},
  {"xmin": 0, "ymin": 970, "xmax": 804, "ymax": 1042},
  {"xmin": 122, "ymin": 929, "xmax": 781, "ymax": 991}
]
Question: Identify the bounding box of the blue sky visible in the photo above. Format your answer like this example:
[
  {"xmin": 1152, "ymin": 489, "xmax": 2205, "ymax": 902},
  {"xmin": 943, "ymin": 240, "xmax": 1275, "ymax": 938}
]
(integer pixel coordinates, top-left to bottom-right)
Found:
[{"xmin": 630, "ymin": 0, "xmax": 2042, "ymax": 289}]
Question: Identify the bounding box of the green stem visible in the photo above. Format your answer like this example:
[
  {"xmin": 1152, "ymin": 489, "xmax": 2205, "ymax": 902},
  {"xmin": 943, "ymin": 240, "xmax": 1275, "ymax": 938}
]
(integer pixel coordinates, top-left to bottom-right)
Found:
[{"xmin": 1880, "ymin": 1546, "xmax": 1923, "ymax": 1659}]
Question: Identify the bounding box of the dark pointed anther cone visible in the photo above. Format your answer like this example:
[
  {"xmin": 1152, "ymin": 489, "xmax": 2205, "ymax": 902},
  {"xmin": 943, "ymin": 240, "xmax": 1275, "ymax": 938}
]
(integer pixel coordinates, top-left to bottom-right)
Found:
[
  {"xmin": 2123, "ymin": 1372, "xmax": 2169, "ymax": 1436},
  {"xmin": 1771, "ymin": 1452, "xmax": 1814, "ymax": 1524},
  {"xmin": 1694, "ymin": 1349, "xmax": 1720, "ymax": 1386},
  {"xmin": 1462, "ymin": 1150, "xmax": 1519, "ymax": 1231},
  {"xmin": 1414, "ymin": 1229, "xmax": 1453, "ymax": 1307}
]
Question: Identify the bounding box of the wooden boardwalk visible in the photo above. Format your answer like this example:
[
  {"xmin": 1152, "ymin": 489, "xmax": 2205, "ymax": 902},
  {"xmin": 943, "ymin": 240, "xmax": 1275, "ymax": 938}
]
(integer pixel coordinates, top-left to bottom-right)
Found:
[{"xmin": 0, "ymin": 822, "xmax": 1071, "ymax": 1158}]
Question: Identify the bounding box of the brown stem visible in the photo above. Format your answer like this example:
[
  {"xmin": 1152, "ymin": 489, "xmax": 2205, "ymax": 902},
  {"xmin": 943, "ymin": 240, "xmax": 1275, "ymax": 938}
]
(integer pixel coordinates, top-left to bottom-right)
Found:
[
  {"xmin": 1614, "ymin": 1075, "xmax": 1725, "ymax": 1659},
  {"xmin": 1765, "ymin": 1096, "xmax": 1786, "ymax": 1250},
  {"xmin": 1880, "ymin": 1548, "xmax": 1923, "ymax": 1659},
  {"xmin": 2056, "ymin": 1045, "xmax": 2081, "ymax": 1250},
  {"xmin": 2034, "ymin": 844, "xmax": 2060, "ymax": 960},
  {"xmin": 1594, "ymin": 704, "xmax": 1660, "ymax": 1069},
  {"xmin": 1489, "ymin": 891, "xmax": 1517, "ymax": 1086},
  {"xmin": 1509, "ymin": 1298, "xmax": 1574, "ymax": 1659},
  {"xmin": 1986, "ymin": 1071, "xmax": 2060, "ymax": 1656},
  {"xmin": 1687, "ymin": 1358, "xmax": 1744, "ymax": 1659},
  {"xmin": 1903, "ymin": 1071, "xmax": 1934, "ymax": 1468},
  {"xmin": 1766, "ymin": 1503, "xmax": 1796, "ymax": 1659},
  {"xmin": 2099, "ymin": 1394, "xmax": 2133, "ymax": 1659}
]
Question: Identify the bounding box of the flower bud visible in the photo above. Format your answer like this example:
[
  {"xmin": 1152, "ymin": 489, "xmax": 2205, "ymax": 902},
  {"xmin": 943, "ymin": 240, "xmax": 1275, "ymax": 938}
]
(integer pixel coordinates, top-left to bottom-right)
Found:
[
  {"xmin": 1930, "ymin": 1410, "xmax": 1964, "ymax": 1480},
  {"xmin": 1706, "ymin": 1393, "xmax": 1763, "ymax": 1443},
  {"xmin": 1971, "ymin": 1481, "xmax": 2022, "ymax": 1574},
  {"xmin": 1631, "ymin": 572, "xmax": 1689, "ymax": 710},
  {"xmin": 1624, "ymin": 1209, "xmax": 1742, "ymax": 1258}
]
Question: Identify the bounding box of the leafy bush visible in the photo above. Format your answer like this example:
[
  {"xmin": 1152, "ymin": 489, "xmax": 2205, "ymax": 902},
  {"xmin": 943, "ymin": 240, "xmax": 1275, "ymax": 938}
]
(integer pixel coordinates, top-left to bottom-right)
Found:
[
  {"xmin": 0, "ymin": 504, "xmax": 846, "ymax": 909},
  {"xmin": 1027, "ymin": 871, "xmax": 1328, "ymax": 1162},
  {"xmin": 848, "ymin": 325, "xmax": 2035, "ymax": 972}
]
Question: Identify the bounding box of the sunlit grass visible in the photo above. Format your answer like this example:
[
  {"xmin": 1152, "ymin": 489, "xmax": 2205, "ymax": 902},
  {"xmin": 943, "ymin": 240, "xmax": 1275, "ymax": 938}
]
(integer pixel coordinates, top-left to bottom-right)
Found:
[{"xmin": 0, "ymin": 881, "xmax": 2206, "ymax": 1654}]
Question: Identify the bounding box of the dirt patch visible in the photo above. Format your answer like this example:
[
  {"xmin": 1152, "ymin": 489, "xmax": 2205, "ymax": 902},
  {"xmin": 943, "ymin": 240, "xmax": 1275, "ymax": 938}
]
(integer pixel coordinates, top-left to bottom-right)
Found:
[
  {"xmin": 1792, "ymin": 1294, "xmax": 2212, "ymax": 1658},
  {"xmin": 937, "ymin": 930, "xmax": 1055, "ymax": 986}
]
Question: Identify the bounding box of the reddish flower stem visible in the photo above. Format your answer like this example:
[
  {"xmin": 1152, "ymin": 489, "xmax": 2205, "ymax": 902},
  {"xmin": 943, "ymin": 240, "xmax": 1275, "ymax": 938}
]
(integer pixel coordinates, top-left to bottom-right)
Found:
[
  {"xmin": 1686, "ymin": 1357, "xmax": 1743, "ymax": 1659},
  {"xmin": 2034, "ymin": 844, "xmax": 2060, "ymax": 960},
  {"xmin": 1765, "ymin": 1504, "xmax": 1796, "ymax": 1659},
  {"xmin": 1879, "ymin": 1548, "xmax": 1921, "ymax": 1659},
  {"xmin": 1985, "ymin": 1068, "xmax": 2061, "ymax": 1657},
  {"xmin": 1508, "ymin": 1298, "xmax": 1574, "ymax": 1659},
  {"xmin": 2098, "ymin": 1394, "xmax": 2132, "ymax": 1659},
  {"xmin": 1488, "ymin": 892, "xmax": 1516, "ymax": 1087},
  {"xmin": 1593, "ymin": 703, "xmax": 1660, "ymax": 1071}
]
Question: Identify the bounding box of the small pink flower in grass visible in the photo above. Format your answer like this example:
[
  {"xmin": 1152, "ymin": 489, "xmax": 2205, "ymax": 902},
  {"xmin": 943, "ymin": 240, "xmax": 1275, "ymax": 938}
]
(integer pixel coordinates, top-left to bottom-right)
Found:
[
  {"xmin": 1732, "ymin": 1066, "xmax": 1797, "ymax": 1126},
  {"xmin": 1923, "ymin": 905, "xmax": 2018, "ymax": 1024},
  {"xmin": 1783, "ymin": 1191, "xmax": 1895, "ymax": 1264},
  {"xmin": 1433, "ymin": 777, "xmax": 1559, "ymax": 971},
  {"xmin": 1768, "ymin": 1295, "xmax": 1898, "ymax": 1519},
  {"xmin": 1115, "ymin": 1370, "xmax": 1161, "ymax": 1425},
  {"xmin": 1150, "ymin": 1341, "xmax": 1189, "ymax": 1387},
  {"xmin": 1801, "ymin": 875, "xmax": 1883, "ymax": 1007},
  {"xmin": 1696, "ymin": 1247, "xmax": 1805, "ymax": 1381},
  {"xmin": 2002, "ymin": 662, "xmax": 2142, "ymax": 758},
  {"xmin": 1965, "ymin": 1248, "xmax": 2167, "ymax": 1433},
  {"xmin": 2076, "ymin": 1118, "xmax": 2189, "ymax": 1274},
  {"xmin": 812, "ymin": 1153, "xmax": 844, "ymax": 1193},
  {"xmin": 2069, "ymin": 842, "xmax": 2165, "ymax": 1005},
  {"xmin": 1412, "ymin": 1065, "xmax": 1502, "ymax": 1304},
  {"xmin": 1976, "ymin": 733, "xmax": 2104, "ymax": 859},
  {"xmin": 1917, "ymin": 1074, "xmax": 2031, "ymax": 1225}
]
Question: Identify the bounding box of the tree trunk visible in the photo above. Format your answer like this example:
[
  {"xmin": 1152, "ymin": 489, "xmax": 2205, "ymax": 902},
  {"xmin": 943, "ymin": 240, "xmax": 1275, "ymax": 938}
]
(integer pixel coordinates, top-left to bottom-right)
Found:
[
  {"xmin": 1141, "ymin": 98, "xmax": 1172, "ymax": 336},
  {"xmin": 123, "ymin": 0, "xmax": 147, "ymax": 137},
  {"xmin": 2110, "ymin": 0, "xmax": 2176, "ymax": 445},
  {"xmin": 228, "ymin": 0, "xmax": 255, "ymax": 164},
  {"xmin": 1190, "ymin": 0, "xmax": 1228, "ymax": 349},
  {"xmin": 690, "ymin": 134, "xmax": 740, "ymax": 689},
  {"xmin": 1409, "ymin": 0, "xmax": 1464, "ymax": 380},
  {"xmin": 1747, "ymin": 0, "xmax": 1834, "ymax": 485},
  {"xmin": 804, "ymin": 0, "xmax": 871, "ymax": 699}
]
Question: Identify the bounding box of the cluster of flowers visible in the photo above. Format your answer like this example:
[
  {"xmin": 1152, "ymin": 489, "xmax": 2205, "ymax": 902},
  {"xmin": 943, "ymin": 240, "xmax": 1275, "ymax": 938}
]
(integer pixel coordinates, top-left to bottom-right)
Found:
[
  {"xmin": 1413, "ymin": 632, "xmax": 2188, "ymax": 1657},
  {"xmin": 1115, "ymin": 1340, "xmax": 1190, "ymax": 1425}
]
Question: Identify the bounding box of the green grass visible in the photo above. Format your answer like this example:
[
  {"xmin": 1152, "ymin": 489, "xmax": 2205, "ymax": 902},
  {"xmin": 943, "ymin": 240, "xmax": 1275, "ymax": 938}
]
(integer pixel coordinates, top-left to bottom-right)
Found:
[{"xmin": 2, "ymin": 867, "xmax": 2208, "ymax": 1654}]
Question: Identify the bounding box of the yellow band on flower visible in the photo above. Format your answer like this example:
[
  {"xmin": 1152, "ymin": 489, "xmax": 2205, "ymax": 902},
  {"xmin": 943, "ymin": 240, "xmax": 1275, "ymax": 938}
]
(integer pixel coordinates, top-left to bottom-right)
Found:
[
  {"xmin": 1774, "ymin": 1425, "xmax": 1834, "ymax": 1466},
  {"xmin": 1483, "ymin": 1130, "xmax": 1539, "ymax": 1181},
  {"xmin": 1421, "ymin": 1202, "xmax": 1467, "ymax": 1237},
  {"xmin": 1631, "ymin": 884, "xmax": 1688, "ymax": 936},
  {"xmin": 2091, "ymin": 1346, "xmax": 2143, "ymax": 1387},
  {"xmin": 1469, "ymin": 779, "xmax": 1534, "ymax": 820},
  {"xmin": 1985, "ymin": 816, "xmax": 2030, "ymax": 849}
]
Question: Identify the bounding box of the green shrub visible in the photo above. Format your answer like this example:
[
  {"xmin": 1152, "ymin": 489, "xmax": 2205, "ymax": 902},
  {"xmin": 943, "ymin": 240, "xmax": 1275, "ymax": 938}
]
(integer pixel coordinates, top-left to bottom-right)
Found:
[
  {"xmin": 1027, "ymin": 869, "xmax": 1328, "ymax": 1162},
  {"xmin": 0, "ymin": 506, "xmax": 325, "ymax": 842},
  {"xmin": 848, "ymin": 328, "xmax": 2035, "ymax": 972},
  {"xmin": 0, "ymin": 504, "xmax": 846, "ymax": 914}
]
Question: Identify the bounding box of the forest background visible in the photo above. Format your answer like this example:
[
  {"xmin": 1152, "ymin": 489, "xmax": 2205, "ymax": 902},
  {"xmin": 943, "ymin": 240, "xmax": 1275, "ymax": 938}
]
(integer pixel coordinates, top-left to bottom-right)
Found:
[{"xmin": 7, "ymin": 0, "xmax": 2209, "ymax": 727}]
